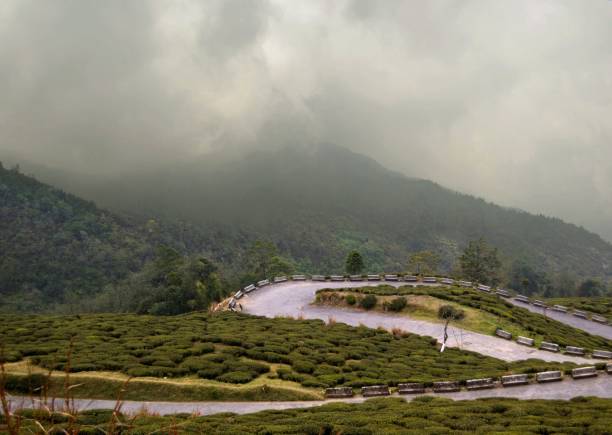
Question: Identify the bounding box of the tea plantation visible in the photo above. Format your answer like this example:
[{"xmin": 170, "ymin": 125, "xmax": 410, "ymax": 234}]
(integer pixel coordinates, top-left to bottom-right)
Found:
[
  {"xmin": 545, "ymin": 296, "xmax": 612, "ymax": 317},
  {"xmin": 323, "ymin": 286, "xmax": 612, "ymax": 351},
  {"xmin": 10, "ymin": 396, "xmax": 612, "ymax": 434},
  {"xmin": 0, "ymin": 312, "xmax": 577, "ymax": 391}
]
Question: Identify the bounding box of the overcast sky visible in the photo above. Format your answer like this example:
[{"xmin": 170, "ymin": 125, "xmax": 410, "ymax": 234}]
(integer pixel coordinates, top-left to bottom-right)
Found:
[{"xmin": 1, "ymin": 0, "xmax": 611, "ymax": 241}]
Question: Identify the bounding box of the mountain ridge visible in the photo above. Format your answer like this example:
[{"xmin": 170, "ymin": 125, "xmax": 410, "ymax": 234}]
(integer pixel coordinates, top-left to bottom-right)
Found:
[{"xmin": 4, "ymin": 144, "xmax": 611, "ymax": 282}]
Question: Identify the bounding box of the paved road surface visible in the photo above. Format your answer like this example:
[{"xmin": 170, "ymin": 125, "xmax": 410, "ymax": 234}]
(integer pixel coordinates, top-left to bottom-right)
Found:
[
  {"xmin": 241, "ymin": 281, "xmax": 602, "ymax": 363},
  {"xmin": 506, "ymin": 298, "xmax": 612, "ymax": 340},
  {"xmin": 7, "ymin": 376, "xmax": 611, "ymax": 416}
]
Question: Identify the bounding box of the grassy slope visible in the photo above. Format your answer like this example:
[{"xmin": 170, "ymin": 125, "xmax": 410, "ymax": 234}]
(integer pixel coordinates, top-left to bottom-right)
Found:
[
  {"xmin": 318, "ymin": 286, "xmax": 612, "ymax": 350},
  {"xmin": 0, "ymin": 312, "xmax": 580, "ymax": 400},
  {"xmin": 11, "ymin": 397, "xmax": 612, "ymax": 434},
  {"xmin": 316, "ymin": 291, "xmax": 536, "ymax": 342},
  {"xmin": 3, "ymin": 361, "xmax": 320, "ymax": 402}
]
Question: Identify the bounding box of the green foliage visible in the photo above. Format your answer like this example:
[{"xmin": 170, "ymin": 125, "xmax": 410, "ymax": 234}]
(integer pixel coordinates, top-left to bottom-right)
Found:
[
  {"xmin": 345, "ymin": 294, "xmax": 357, "ymax": 306},
  {"xmin": 383, "ymin": 297, "xmax": 407, "ymax": 312},
  {"xmin": 509, "ymin": 260, "xmax": 551, "ymax": 296},
  {"xmin": 438, "ymin": 304, "xmax": 465, "ymax": 321},
  {"xmin": 578, "ymin": 279, "xmax": 607, "ymax": 297},
  {"xmin": 328, "ymin": 285, "xmax": 612, "ymax": 351},
  {"xmin": 345, "ymin": 251, "xmax": 365, "ymax": 274},
  {"xmin": 0, "ymin": 165, "xmax": 230, "ymax": 313},
  {"xmin": 460, "ymin": 238, "xmax": 502, "ymax": 285},
  {"xmin": 544, "ymin": 296, "xmax": 612, "ymax": 317},
  {"xmin": 0, "ymin": 312, "xmax": 572, "ymax": 389},
  {"xmin": 408, "ymin": 251, "xmax": 440, "ymax": 275},
  {"xmin": 359, "ymin": 294, "xmax": 377, "ymax": 310},
  {"xmin": 18, "ymin": 397, "xmax": 612, "ymax": 434}
]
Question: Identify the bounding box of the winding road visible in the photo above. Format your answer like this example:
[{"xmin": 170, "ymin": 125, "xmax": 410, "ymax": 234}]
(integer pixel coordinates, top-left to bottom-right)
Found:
[
  {"xmin": 8, "ymin": 376, "xmax": 612, "ymax": 416},
  {"xmin": 241, "ymin": 281, "xmax": 608, "ymax": 363}
]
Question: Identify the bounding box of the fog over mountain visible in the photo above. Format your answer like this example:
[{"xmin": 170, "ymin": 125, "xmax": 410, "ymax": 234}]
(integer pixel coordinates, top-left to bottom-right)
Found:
[{"xmin": 1, "ymin": 1, "xmax": 611, "ymax": 240}]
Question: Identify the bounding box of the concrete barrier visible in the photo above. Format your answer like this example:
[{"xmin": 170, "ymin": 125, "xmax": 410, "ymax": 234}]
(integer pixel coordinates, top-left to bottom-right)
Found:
[
  {"xmin": 495, "ymin": 328, "xmax": 512, "ymax": 340},
  {"xmin": 552, "ymin": 305, "xmax": 568, "ymax": 313},
  {"xmin": 440, "ymin": 278, "xmax": 455, "ymax": 285},
  {"xmin": 592, "ymin": 315, "xmax": 608, "ymax": 324},
  {"xmin": 361, "ymin": 385, "xmax": 390, "ymax": 397},
  {"xmin": 514, "ymin": 295, "xmax": 530, "ymax": 303},
  {"xmin": 517, "ymin": 336, "xmax": 535, "ymax": 347},
  {"xmin": 477, "ymin": 284, "xmax": 491, "ymax": 292},
  {"xmin": 501, "ymin": 374, "xmax": 529, "ymax": 387},
  {"xmin": 292, "ymin": 275, "xmax": 307, "ymax": 281},
  {"xmin": 367, "ymin": 274, "xmax": 381, "ymax": 281},
  {"xmin": 536, "ymin": 371, "xmax": 562, "ymax": 383},
  {"xmin": 607, "ymin": 363, "xmax": 612, "ymax": 374},
  {"xmin": 397, "ymin": 383, "xmax": 425, "ymax": 394},
  {"xmin": 533, "ymin": 300, "xmax": 548, "ymax": 308},
  {"xmin": 496, "ymin": 289, "xmax": 510, "ymax": 297},
  {"xmin": 423, "ymin": 277, "xmax": 438, "ymax": 283},
  {"xmin": 573, "ymin": 310, "xmax": 587, "ymax": 319},
  {"xmin": 571, "ymin": 366, "xmax": 598, "ymax": 379},
  {"xmin": 312, "ymin": 275, "xmax": 326, "ymax": 281},
  {"xmin": 349, "ymin": 275, "xmax": 364, "ymax": 281},
  {"xmin": 244, "ymin": 284, "xmax": 256, "ymax": 293},
  {"xmin": 459, "ymin": 280, "xmax": 473, "ymax": 288},
  {"xmin": 404, "ymin": 275, "xmax": 418, "ymax": 282},
  {"xmin": 593, "ymin": 350, "xmax": 612, "ymax": 359},
  {"xmin": 466, "ymin": 378, "xmax": 495, "ymax": 390},
  {"xmin": 228, "ymin": 298, "xmax": 236, "ymax": 309},
  {"xmin": 330, "ymin": 275, "xmax": 345, "ymax": 281},
  {"xmin": 274, "ymin": 276, "xmax": 287, "ymax": 283},
  {"xmin": 565, "ymin": 346, "xmax": 585, "ymax": 356},
  {"xmin": 257, "ymin": 279, "xmax": 270, "ymax": 287},
  {"xmin": 384, "ymin": 274, "xmax": 399, "ymax": 281},
  {"xmin": 432, "ymin": 381, "xmax": 460, "ymax": 393},
  {"xmin": 325, "ymin": 387, "xmax": 354, "ymax": 398},
  {"xmin": 540, "ymin": 341, "xmax": 560, "ymax": 353}
]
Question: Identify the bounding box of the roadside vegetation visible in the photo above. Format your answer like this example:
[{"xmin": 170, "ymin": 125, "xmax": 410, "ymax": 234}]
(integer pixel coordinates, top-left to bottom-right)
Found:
[
  {"xmin": 0, "ymin": 312, "xmax": 578, "ymax": 398},
  {"xmin": 7, "ymin": 396, "xmax": 612, "ymax": 434},
  {"xmin": 545, "ymin": 296, "xmax": 612, "ymax": 317},
  {"xmin": 316, "ymin": 286, "xmax": 612, "ymax": 350}
]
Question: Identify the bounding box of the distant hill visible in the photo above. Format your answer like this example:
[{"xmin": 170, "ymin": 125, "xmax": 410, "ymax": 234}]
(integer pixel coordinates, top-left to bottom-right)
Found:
[
  {"xmin": 0, "ymin": 163, "xmax": 220, "ymax": 312},
  {"xmin": 17, "ymin": 144, "xmax": 612, "ymax": 281}
]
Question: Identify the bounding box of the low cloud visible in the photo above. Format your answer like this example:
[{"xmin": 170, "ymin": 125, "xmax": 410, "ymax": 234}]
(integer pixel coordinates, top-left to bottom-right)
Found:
[{"xmin": 1, "ymin": 0, "xmax": 611, "ymax": 240}]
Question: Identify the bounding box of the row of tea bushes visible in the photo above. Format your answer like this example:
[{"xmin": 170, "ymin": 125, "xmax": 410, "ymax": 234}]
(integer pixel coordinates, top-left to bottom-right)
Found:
[
  {"xmin": 12, "ymin": 396, "xmax": 612, "ymax": 434},
  {"xmin": 0, "ymin": 312, "xmax": 578, "ymax": 388}
]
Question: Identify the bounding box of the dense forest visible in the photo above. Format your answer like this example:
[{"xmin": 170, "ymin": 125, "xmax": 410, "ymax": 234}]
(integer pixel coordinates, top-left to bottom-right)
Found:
[
  {"xmin": 21, "ymin": 144, "xmax": 612, "ymax": 281},
  {"xmin": 2, "ymin": 144, "xmax": 612, "ymax": 313},
  {"xmin": 0, "ymin": 163, "xmax": 231, "ymax": 313}
]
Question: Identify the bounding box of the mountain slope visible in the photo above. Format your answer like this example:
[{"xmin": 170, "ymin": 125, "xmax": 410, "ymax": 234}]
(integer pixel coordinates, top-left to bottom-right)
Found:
[
  {"xmin": 21, "ymin": 144, "xmax": 612, "ymax": 281},
  {"xmin": 0, "ymin": 163, "xmax": 218, "ymax": 312}
]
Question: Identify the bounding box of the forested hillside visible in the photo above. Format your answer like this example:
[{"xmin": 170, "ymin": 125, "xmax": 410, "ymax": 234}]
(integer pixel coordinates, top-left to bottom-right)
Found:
[
  {"xmin": 27, "ymin": 144, "xmax": 612, "ymax": 282},
  {"xmin": 0, "ymin": 163, "xmax": 225, "ymax": 312}
]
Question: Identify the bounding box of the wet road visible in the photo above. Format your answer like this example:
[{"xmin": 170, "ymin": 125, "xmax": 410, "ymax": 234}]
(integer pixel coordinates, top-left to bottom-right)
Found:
[
  {"xmin": 506, "ymin": 298, "xmax": 612, "ymax": 340},
  {"xmin": 8, "ymin": 375, "xmax": 612, "ymax": 416},
  {"xmin": 241, "ymin": 281, "xmax": 601, "ymax": 363}
]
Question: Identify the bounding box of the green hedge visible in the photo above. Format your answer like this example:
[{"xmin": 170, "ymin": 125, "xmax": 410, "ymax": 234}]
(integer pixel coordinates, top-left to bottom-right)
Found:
[
  {"xmin": 15, "ymin": 397, "xmax": 612, "ymax": 434},
  {"xmin": 0, "ymin": 312, "xmax": 579, "ymax": 389}
]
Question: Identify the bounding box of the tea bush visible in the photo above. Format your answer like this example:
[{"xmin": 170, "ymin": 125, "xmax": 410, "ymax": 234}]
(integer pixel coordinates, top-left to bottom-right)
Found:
[
  {"xmin": 17, "ymin": 397, "xmax": 612, "ymax": 434},
  {"xmin": 359, "ymin": 294, "xmax": 377, "ymax": 310},
  {"xmin": 0, "ymin": 312, "xmax": 578, "ymax": 389}
]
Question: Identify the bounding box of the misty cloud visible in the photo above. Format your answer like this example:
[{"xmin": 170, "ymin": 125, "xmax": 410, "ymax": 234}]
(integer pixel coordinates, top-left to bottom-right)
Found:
[{"xmin": 1, "ymin": 0, "xmax": 611, "ymax": 241}]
